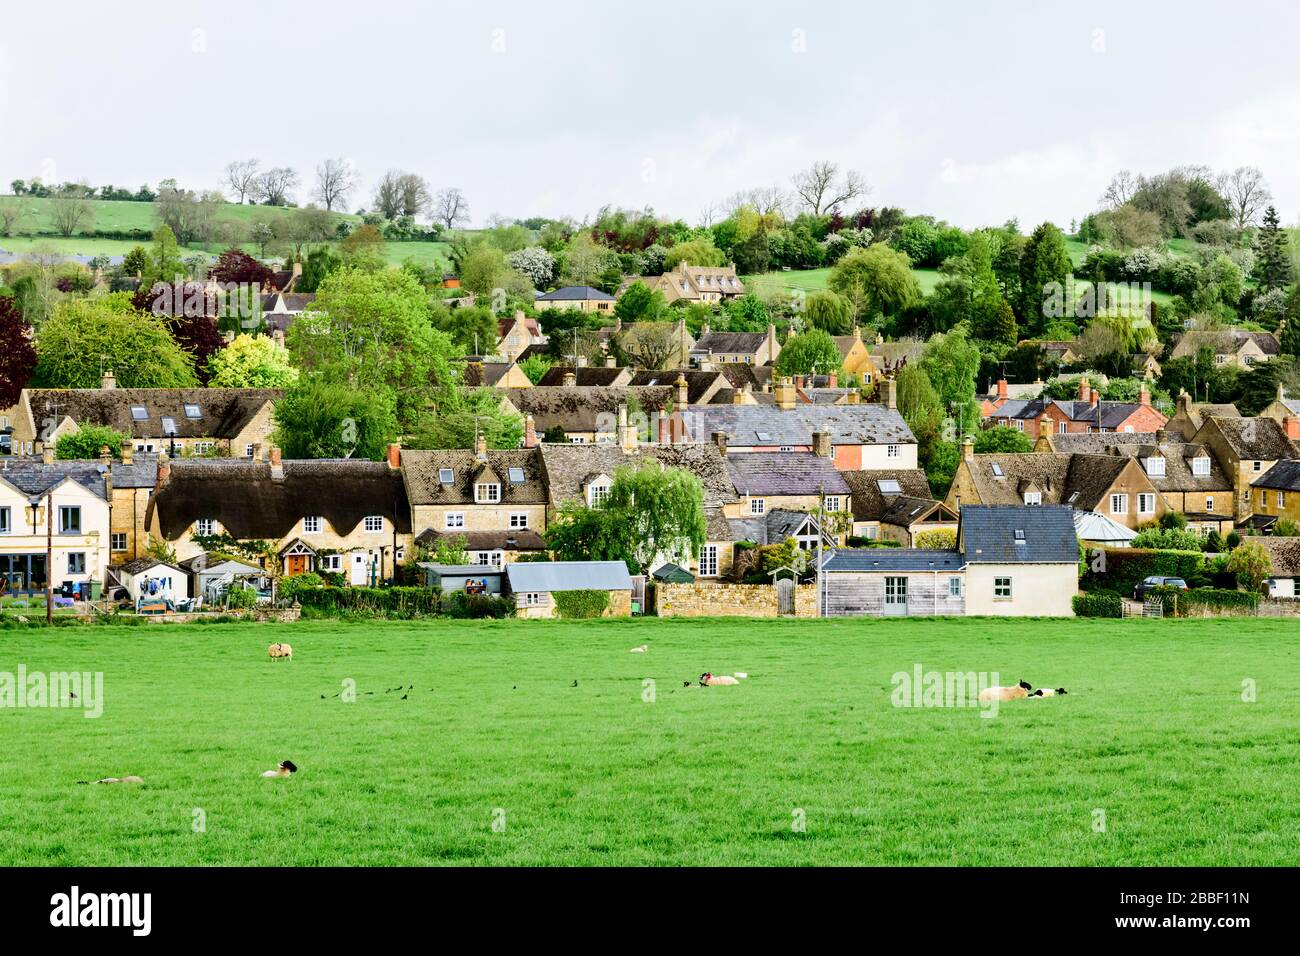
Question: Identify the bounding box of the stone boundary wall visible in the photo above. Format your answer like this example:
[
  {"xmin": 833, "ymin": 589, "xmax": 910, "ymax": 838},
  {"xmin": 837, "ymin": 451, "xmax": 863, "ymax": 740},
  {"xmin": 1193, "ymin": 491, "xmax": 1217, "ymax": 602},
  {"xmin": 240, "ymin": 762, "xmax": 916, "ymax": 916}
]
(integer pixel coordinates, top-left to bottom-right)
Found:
[{"xmin": 655, "ymin": 582, "xmax": 819, "ymax": 617}]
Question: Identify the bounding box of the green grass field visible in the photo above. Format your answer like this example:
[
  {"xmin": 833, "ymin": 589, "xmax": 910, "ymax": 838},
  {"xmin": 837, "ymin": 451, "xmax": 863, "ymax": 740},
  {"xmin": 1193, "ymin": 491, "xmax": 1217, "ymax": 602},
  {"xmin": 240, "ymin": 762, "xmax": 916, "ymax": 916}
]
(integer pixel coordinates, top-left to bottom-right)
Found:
[{"xmin": 1, "ymin": 616, "xmax": 1296, "ymax": 866}]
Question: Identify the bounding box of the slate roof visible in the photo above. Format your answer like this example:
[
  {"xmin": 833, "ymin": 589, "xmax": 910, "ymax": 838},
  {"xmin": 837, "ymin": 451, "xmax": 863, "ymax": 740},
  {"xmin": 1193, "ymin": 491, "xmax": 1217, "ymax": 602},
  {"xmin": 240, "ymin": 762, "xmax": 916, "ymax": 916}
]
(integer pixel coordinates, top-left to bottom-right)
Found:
[
  {"xmin": 495, "ymin": 386, "xmax": 673, "ymax": 433},
  {"xmin": 840, "ymin": 469, "xmax": 934, "ymax": 521},
  {"xmin": 627, "ymin": 369, "xmax": 728, "ymax": 404},
  {"xmin": 115, "ymin": 557, "xmax": 183, "ymax": 576},
  {"xmin": 688, "ymin": 404, "xmax": 915, "ymax": 447},
  {"xmin": 822, "ymin": 549, "xmax": 965, "ymax": 572},
  {"xmin": 871, "ymin": 340, "xmax": 925, "ymax": 369},
  {"xmin": 401, "ymin": 449, "xmax": 547, "ymax": 505},
  {"xmin": 715, "ymin": 363, "xmax": 773, "ymax": 391},
  {"xmin": 505, "ymin": 560, "xmax": 632, "ymax": 593},
  {"xmin": 149, "ymin": 459, "xmax": 411, "ymax": 540},
  {"xmin": 28, "ymin": 388, "xmax": 281, "ymax": 440},
  {"xmin": 879, "ymin": 496, "xmax": 952, "ymax": 528},
  {"xmin": 729, "ymin": 510, "xmax": 831, "ymax": 547},
  {"xmin": 1049, "ymin": 399, "xmax": 1163, "ymax": 429},
  {"xmin": 725, "ymin": 452, "xmax": 850, "ymax": 497},
  {"xmin": 1251, "ymin": 459, "xmax": 1300, "ymax": 492},
  {"xmin": 1175, "ymin": 329, "xmax": 1280, "ymax": 357},
  {"xmin": 538, "ymin": 443, "xmax": 737, "ymax": 509},
  {"xmin": 110, "ymin": 453, "xmax": 162, "ymax": 489},
  {"xmin": 0, "ymin": 459, "xmax": 108, "ymax": 499},
  {"xmin": 536, "ymin": 285, "xmax": 615, "ymax": 302},
  {"xmin": 1205, "ymin": 417, "xmax": 1299, "ymax": 462},
  {"xmin": 958, "ymin": 505, "xmax": 1079, "ymax": 564},
  {"xmin": 961, "ymin": 453, "xmax": 1134, "ymax": 511}
]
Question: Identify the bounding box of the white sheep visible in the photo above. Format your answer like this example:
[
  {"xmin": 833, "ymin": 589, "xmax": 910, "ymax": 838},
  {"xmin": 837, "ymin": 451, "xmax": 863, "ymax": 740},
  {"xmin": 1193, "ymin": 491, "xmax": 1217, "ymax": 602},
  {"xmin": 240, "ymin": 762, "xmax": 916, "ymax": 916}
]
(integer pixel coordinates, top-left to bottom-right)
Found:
[
  {"xmin": 268, "ymin": 642, "xmax": 293, "ymax": 661},
  {"xmin": 978, "ymin": 680, "xmax": 1032, "ymax": 702},
  {"xmin": 700, "ymin": 672, "xmax": 739, "ymax": 686}
]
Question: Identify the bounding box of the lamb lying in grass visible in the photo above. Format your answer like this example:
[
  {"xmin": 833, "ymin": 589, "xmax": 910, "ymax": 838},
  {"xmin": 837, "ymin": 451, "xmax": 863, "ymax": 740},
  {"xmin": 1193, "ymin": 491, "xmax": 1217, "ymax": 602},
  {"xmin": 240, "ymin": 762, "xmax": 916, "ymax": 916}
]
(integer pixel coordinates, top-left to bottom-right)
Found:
[
  {"xmin": 1029, "ymin": 687, "xmax": 1068, "ymax": 697},
  {"xmin": 700, "ymin": 672, "xmax": 739, "ymax": 686},
  {"xmin": 91, "ymin": 776, "xmax": 144, "ymax": 785},
  {"xmin": 978, "ymin": 680, "xmax": 1032, "ymax": 702},
  {"xmin": 261, "ymin": 760, "xmax": 298, "ymax": 778},
  {"xmin": 268, "ymin": 642, "xmax": 293, "ymax": 661},
  {"xmin": 629, "ymin": 644, "xmax": 648, "ymax": 653}
]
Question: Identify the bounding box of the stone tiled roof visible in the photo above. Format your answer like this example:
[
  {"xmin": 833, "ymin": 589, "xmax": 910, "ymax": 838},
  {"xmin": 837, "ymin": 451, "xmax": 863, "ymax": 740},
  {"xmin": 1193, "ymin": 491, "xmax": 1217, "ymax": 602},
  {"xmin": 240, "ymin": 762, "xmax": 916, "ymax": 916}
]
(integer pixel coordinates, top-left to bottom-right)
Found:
[
  {"xmin": 414, "ymin": 528, "xmax": 547, "ymax": 552},
  {"xmin": 694, "ymin": 331, "xmax": 767, "ymax": 355},
  {"xmin": 27, "ymin": 388, "xmax": 281, "ymax": 440},
  {"xmin": 1259, "ymin": 535, "xmax": 1300, "ymax": 577},
  {"xmin": 1046, "ymin": 434, "xmax": 1230, "ymax": 493},
  {"xmin": 495, "ymin": 386, "xmax": 673, "ymax": 433},
  {"xmin": 1207, "ymin": 417, "xmax": 1299, "ymax": 462},
  {"xmin": 689, "ymin": 403, "xmax": 915, "ymax": 447},
  {"xmin": 840, "ymin": 469, "xmax": 934, "ymax": 521},
  {"xmin": 535, "ymin": 366, "xmax": 630, "ymax": 387},
  {"xmin": 962, "ymin": 453, "xmax": 1133, "ymax": 511},
  {"xmin": 401, "ymin": 448, "xmax": 547, "ymax": 505},
  {"xmin": 724, "ymin": 452, "xmax": 850, "ymax": 497},
  {"xmin": 538, "ymin": 443, "xmax": 738, "ymax": 509}
]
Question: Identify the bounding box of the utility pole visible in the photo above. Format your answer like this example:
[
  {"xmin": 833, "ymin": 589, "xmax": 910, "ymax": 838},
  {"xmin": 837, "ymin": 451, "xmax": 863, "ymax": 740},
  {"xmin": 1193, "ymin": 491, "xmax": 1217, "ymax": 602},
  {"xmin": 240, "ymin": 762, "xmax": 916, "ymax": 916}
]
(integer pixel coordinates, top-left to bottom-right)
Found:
[
  {"xmin": 817, "ymin": 483, "xmax": 825, "ymax": 618},
  {"xmin": 46, "ymin": 490, "xmax": 53, "ymax": 626}
]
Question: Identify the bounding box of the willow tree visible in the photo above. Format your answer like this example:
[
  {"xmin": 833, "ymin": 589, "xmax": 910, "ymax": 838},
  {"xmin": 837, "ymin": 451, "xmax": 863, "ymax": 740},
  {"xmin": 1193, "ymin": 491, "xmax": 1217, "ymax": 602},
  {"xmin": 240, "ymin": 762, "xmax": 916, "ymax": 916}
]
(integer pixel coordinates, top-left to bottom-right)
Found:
[{"xmin": 604, "ymin": 462, "xmax": 707, "ymax": 573}]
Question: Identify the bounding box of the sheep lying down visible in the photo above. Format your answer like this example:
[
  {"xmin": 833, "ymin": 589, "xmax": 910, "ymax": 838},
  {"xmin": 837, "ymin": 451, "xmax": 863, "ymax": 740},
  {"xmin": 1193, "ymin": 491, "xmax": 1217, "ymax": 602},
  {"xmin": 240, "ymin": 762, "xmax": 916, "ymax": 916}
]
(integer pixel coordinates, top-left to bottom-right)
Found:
[
  {"xmin": 1029, "ymin": 687, "xmax": 1068, "ymax": 697},
  {"xmin": 978, "ymin": 680, "xmax": 1032, "ymax": 702},
  {"xmin": 700, "ymin": 672, "xmax": 747, "ymax": 686}
]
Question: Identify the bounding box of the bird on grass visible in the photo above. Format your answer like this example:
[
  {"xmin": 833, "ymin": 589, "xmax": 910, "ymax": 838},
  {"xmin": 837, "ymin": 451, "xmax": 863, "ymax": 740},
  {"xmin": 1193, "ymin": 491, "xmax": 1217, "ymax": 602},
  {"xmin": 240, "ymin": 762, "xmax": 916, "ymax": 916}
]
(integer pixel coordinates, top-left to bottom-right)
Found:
[{"xmin": 571, "ymin": 680, "xmax": 579, "ymax": 688}]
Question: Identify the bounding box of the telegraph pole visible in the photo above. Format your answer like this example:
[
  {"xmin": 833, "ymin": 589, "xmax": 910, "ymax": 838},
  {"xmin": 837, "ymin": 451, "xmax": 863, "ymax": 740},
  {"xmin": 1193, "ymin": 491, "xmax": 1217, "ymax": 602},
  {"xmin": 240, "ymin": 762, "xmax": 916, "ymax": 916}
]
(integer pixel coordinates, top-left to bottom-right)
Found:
[
  {"xmin": 817, "ymin": 483, "xmax": 825, "ymax": 618},
  {"xmin": 46, "ymin": 490, "xmax": 53, "ymax": 626}
]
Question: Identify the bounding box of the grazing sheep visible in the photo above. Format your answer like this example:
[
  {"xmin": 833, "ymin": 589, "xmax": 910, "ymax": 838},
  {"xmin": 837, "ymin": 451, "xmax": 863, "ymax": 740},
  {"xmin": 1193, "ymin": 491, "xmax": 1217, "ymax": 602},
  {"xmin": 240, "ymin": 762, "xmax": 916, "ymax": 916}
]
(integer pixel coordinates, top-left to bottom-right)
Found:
[
  {"xmin": 261, "ymin": 760, "xmax": 298, "ymax": 778},
  {"xmin": 700, "ymin": 672, "xmax": 739, "ymax": 686},
  {"xmin": 267, "ymin": 642, "xmax": 293, "ymax": 661},
  {"xmin": 1029, "ymin": 687, "xmax": 1068, "ymax": 697},
  {"xmin": 629, "ymin": 645, "xmax": 648, "ymax": 653},
  {"xmin": 978, "ymin": 680, "xmax": 1032, "ymax": 702}
]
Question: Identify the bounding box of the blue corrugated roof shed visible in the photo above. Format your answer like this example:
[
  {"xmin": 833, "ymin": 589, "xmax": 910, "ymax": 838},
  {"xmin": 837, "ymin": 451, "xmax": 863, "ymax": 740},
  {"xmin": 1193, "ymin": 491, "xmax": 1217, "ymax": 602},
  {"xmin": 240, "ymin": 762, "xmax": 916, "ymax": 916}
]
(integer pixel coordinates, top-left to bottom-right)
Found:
[
  {"xmin": 506, "ymin": 560, "xmax": 632, "ymax": 593},
  {"xmin": 821, "ymin": 549, "xmax": 965, "ymax": 573}
]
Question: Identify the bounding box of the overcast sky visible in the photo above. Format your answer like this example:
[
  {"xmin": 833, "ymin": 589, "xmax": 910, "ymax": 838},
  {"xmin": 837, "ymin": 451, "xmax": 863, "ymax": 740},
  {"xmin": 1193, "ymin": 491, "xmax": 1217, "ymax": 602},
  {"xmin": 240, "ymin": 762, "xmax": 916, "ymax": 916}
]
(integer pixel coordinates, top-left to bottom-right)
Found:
[{"xmin": 3, "ymin": 0, "xmax": 1298, "ymax": 230}]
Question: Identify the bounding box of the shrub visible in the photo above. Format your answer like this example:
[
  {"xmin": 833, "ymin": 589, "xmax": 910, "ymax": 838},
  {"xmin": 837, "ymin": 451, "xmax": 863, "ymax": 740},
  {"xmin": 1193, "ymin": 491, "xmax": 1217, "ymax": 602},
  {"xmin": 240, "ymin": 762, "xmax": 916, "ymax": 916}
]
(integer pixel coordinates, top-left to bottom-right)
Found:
[
  {"xmin": 1072, "ymin": 591, "xmax": 1123, "ymax": 618},
  {"xmin": 1130, "ymin": 527, "xmax": 1205, "ymax": 551},
  {"xmin": 913, "ymin": 528, "xmax": 957, "ymax": 549},
  {"xmin": 225, "ymin": 586, "xmax": 258, "ymax": 610},
  {"xmin": 295, "ymin": 586, "xmax": 439, "ymax": 619},
  {"xmin": 552, "ymin": 589, "xmax": 610, "ymax": 619},
  {"xmin": 1152, "ymin": 587, "xmax": 1258, "ymax": 616},
  {"xmin": 443, "ymin": 592, "xmax": 515, "ymax": 619},
  {"xmin": 1081, "ymin": 547, "xmax": 1206, "ymax": 594},
  {"xmin": 278, "ymin": 573, "xmax": 323, "ymax": 603}
]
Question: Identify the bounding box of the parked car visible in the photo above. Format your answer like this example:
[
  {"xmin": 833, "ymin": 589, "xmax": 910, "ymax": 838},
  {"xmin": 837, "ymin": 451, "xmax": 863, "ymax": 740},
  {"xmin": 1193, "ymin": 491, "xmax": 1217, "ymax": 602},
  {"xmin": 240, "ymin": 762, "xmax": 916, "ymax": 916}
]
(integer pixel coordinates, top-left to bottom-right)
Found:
[{"xmin": 1134, "ymin": 576, "xmax": 1189, "ymax": 600}]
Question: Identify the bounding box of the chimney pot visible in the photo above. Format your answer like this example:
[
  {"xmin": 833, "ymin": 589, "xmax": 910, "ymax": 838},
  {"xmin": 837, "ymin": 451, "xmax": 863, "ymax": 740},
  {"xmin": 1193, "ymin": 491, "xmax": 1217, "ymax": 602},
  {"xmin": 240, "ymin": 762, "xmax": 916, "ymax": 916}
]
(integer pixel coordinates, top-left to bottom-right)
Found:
[
  {"xmin": 42, "ymin": 445, "xmax": 54, "ymax": 465},
  {"xmin": 812, "ymin": 429, "xmax": 832, "ymax": 459},
  {"xmin": 474, "ymin": 433, "xmax": 488, "ymax": 459},
  {"xmin": 100, "ymin": 370, "xmax": 116, "ymax": 390},
  {"xmin": 885, "ymin": 376, "xmax": 898, "ymax": 411},
  {"xmin": 962, "ymin": 436, "xmax": 975, "ymax": 461},
  {"xmin": 1077, "ymin": 376, "xmax": 1091, "ymax": 402},
  {"xmin": 386, "ymin": 442, "xmax": 401, "ymax": 470},
  {"xmin": 562, "ymin": 371, "xmax": 577, "ymax": 387},
  {"xmin": 997, "ymin": 378, "xmax": 1008, "ymax": 401},
  {"xmin": 1090, "ymin": 388, "xmax": 1099, "ymax": 409},
  {"xmin": 523, "ymin": 414, "xmax": 538, "ymax": 448}
]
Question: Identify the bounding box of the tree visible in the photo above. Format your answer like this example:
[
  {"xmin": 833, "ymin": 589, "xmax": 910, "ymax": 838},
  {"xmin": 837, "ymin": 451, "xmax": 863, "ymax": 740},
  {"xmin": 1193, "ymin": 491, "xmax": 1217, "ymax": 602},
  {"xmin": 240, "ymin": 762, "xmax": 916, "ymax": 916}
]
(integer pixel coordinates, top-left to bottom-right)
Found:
[
  {"xmin": 775, "ymin": 329, "xmax": 842, "ymax": 377},
  {"xmin": 1101, "ymin": 170, "xmax": 1138, "ymax": 208},
  {"xmin": 55, "ymin": 424, "xmax": 128, "ymax": 460},
  {"xmin": 1222, "ymin": 166, "xmax": 1271, "ymax": 229},
  {"xmin": 273, "ymin": 378, "xmax": 399, "ymax": 461},
  {"xmin": 371, "ymin": 170, "xmax": 405, "ymax": 220},
  {"xmin": 207, "ymin": 334, "xmax": 299, "ymax": 387},
  {"xmin": 224, "ymin": 159, "xmax": 261, "ymax": 203},
  {"xmin": 519, "ymin": 353, "xmax": 552, "ymax": 385},
  {"xmin": 298, "ymin": 245, "xmax": 344, "ymax": 293},
  {"xmin": 610, "ymin": 323, "xmax": 682, "ymax": 370},
  {"xmin": 1252, "ymin": 206, "xmax": 1293, "ymax": 292},
  {"xmin": 828, "ymin": 245, "xmax": 920, "ymax": 319},
  {"xmin": 0, "ymin": 198, "xmax": 29, "ymax": 237},
  {"xmin": 287, "ymin": 267, "xmax": 457, "ymax": 429},
  {"xmin": 166, "ymin": 314, "xmax": 225, "ymax": 384},
  {"xmin": 613, "ymin": 281, "xmax": 666, "ymax": 324},
  {"xmin": 253, "ymin": 167, "xmax": 299, "ymax": 206},
  {"xmin": 662, "ymin": 238, "xmax": 727, "ymax": 270},
  {"xmin": 1280, "ymin": 287, "xmax": 1300, "ymax": 357},
  {"xmin": 398, "ymin": 174, "xmax": 432, "ymax": 218},
  {"xmin": 1226, "ymin": 541, "xmax": 1271, "ymax": 593},
  {"xmin": 409, "ymin": 387, "xmax": 524, "ymax": 450},
  {"xmin": 33, "ymin": 297, "xmax": 198, "ymax": 388},
  {"xmin": 920, "ymin": 326, "xmax": 981, "ymax": 437},
  {"xmin": 803, "ymin": 290, "xmax": 853, "ymax": 334},
  {"xmin": 430, "ymin": 303, "xmax": 498, "ymax": 356},
  {"xmin": 506, "ymin": 246, "xmax": 556, "ymax": 288},
  {"xmin": 545, "ymin": 503, "xmax": 638, "ymax": 572},
  {"xmin": 283, "ymin": 204, "xmax": 336, "ymax": 258},
  {"xmin": 974, "ymin": 425, "xmax": 1033, "ymax": 454},
  {"xmin": 432, "ymin": 187, "xmax": 471, "ymax": 229},
  {"xmin": 791, "ymin": 160, "xmax": 867, "ymax": 215},
  {"xmin": 49, "ymin": 195, "xmax": 94, "ymax": 236},
  {"xmin": 313, "ymin": 158, "xmax": 358, "ymax": 211},
  {"xmin": 338, "ymin": 223, "xmax": 387, "ymax": 271},
  {"xmin": 1018, "ymin": 222, "xmax": 1073, "ymax": 333},
  {"xmin": 210, "ymin": 247, "xmax": 274, "ymax": 287},
  {"xmin": 0, "ymin": 295, "xmax": 37, "ymax": 406}
]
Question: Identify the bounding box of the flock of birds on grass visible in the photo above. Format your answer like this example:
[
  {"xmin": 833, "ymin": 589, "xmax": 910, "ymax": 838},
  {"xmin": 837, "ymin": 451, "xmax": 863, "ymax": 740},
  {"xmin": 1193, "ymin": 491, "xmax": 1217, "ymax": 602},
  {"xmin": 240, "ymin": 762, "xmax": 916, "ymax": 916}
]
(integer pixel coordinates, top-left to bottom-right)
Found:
[{"xmin": 77, "ymin": 643, "xmax": 1067, "ymax": 786}]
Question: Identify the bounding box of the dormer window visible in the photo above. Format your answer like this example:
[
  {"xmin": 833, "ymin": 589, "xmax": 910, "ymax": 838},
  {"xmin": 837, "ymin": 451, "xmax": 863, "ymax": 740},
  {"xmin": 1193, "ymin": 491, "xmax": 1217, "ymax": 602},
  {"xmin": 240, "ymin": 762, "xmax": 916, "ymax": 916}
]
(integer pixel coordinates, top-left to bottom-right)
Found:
[
  {"xmin": 1023, "ymin": 492, "xmax": 1041, "ymax": 506},
  {"xmin": 1145, "ymin": 457, "xmax": 1166, "ymax": 477},
  {"xmin": 588, "ymin": 480, "xmax": 610, "ymax": 508},
  {"xmin": 475, "ymin": 482, "xmax": 501, "ymax": 503},
  {"xmin": 1191, "ymin": 456, "xmax": 1210, "ymax": 476}
]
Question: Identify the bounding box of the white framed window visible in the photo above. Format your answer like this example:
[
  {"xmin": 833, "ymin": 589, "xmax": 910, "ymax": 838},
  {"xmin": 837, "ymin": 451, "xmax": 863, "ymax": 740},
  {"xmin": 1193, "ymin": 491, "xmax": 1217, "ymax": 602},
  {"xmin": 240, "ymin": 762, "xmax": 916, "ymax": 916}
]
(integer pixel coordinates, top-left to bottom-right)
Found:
[
  {"xmin": 569, "ymin": 436, "xmax": 586, "ymax": 444},
  {"xmin": 303, "ymin": 516, "xmax": 322, "ymax": 533},
  {"xmin": 135, "ymin": 442, "xmax": 156, "ymax": 453},
  {"xmin": 191, "ymin": 441, "xmax": 215, "ymax": 456},
  {"xmin": 1138, "ymin": 493, "xmax": 1156, "ymax": 515},
  {"xmin": 111, "ymin": 532, "xmax": 127, "ymax": 552},
  {"xmin": 244, "ymin": 444, "xmax": 255, "ymax": 458},
  {"xmin": 0, "ymin": 506, "xmax": 9, "ymax": 535},
  {"xmin": 1023, "ymin": 492, "xmax": 1041, "ymax": 506},
  {"xmin": 509, "ymin": 513, "xmax": 528, "ymax": 528},
  {"xmin": 699, "ymin": 544, "xmax": 718, "ymax": 577},
  {"xmin": 864, "ymin": 525, "xmax": 878, "ymax": 540},
  {"xmin": 473, "ymin": 551, "xmax": 503, "ymax": 568},
  {"xmin": 824, "ymin": 496, "xmax": 841, "ymax": 513},
  {"xmin": 1280, "ymin": 492, "xmax": 1287, "ymax": 509},
  {"xmin": 1145, "ymin": 457, "xmax": 1165, "ymax": 476},
  {"xmin": 1110, "ymin": 494, "xmax": 1128, "ymax": 515},
  {"xmin": 1191, "ymin": 457, "xmax": 1210, "ymax": 476},
  {"xmin": 475, "ymin": 483, "xmax": 501, "ymax": 503},
  {"xmin": 396, "ymin": 547, "xmax": 405, "ymax": 562},
  {"xmin": 1253, "ymin": 461, "xmax": 1263, "ymax": 472},
  {"xmin": 949, "ymin": 576, "xmax": 962, "ymax": 598},
  {"xmin": 749, "ymin": 498, "xmax": 766, "ymax": 515},
  {"xmin": 1014, "ymin": 419, "xmax": 1024, "ymax": 432},
  {"xmin": 445, "ymin": 512, "xmax": 465, "ymax": 529},
  {"xmin": 523, "ymin": 591, "xmax": 543, "ymax": 606},
  {"xmin": 320, "ymin": 555, "xmax": 343, "ymax": 573},
  {"xmin": 194, "ymin": 518, "xmax": 215, "ymax": 536},
  {"xmin": 887, "ymin": 444, "xmax": 900, "ymax": 458},
  {"xmin": 1058, "ymin": 421, "xmax": 1067, "ymax": 435},
  {"xmin": 1206, "ymin": 497, "xmax": 1214, "ymax": 513},
  {"xmin": 588, "ymin": 483, "xmax": 610, "ymax": 508},
  {"xmin": 1261, "ymin": 490, "xmax": 1268, "ymax": 508},
  {"xmin": 994, "ymin": 577, "xmax": 1012, "ymax": 600},
  {"xmin": 363, "ymin": 516, "xmax": 383, "ymax": 533}
]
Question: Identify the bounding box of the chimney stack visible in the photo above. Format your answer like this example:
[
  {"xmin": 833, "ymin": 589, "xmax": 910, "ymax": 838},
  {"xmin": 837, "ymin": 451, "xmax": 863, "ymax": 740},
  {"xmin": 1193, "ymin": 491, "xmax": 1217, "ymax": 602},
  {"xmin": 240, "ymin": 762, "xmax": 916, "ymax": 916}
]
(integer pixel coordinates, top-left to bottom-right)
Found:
[
  {"xmin": 1285, "ymin": 415, "xmax": 1300, "ymax": 440},
  {"xmin": 562, "ymin": 371, "xmax": 577, "ymax": 387},
  {"xmin": 474, "ymin": 433, "xmax": 488, "ymax": 459},
  {"xmin": 269, "ymin": 445, "xmax": 282, "ymax": 467},
  {"xmin": 576, "ymin": 354, "xmax": 588, "ymax": 368},
  {"xmin": 523, "ymin": 414, "xmax": 537, "ymax": 448},
  {"xmin": 272, "ymin": 328, "xmax": 286, "ymax": 348},
  {"xmin": 121, "ymin": 444, "xmax": 134, "ymax": 465},
  {"xmin": 731, "ymin": 387, "xmax": 745, "ymax": 406},
  {"xmin": 605, "ymin": 355, "xmax": 617, "ymax": 369},
  {"xmin": 827, "ymin": 371, "xmax": 838, "ymax": 389},
  {"xmin": 712, "ymin": 431, "xmax": 727, "ymax": 457},
  {"xmin": 812, "ymin": 428, "xmax": 832, "ymax": 459},
  {"xmin": 386, "ymin": 442, "xmax": 401, "ymax": 470},
  {"xmin": 618, "ymin": 403, "xmax": 638, "ymax": 452},
  {"xmin": 765, "ymin": 323, "xmax": 777, "ymax": 362},
  {"xmin": 996, "ymin": 378, "xmax": 1008, "ymax": 401},
  {"xmin": 675, "ymin": 373, "xmax": 689, "ymax": 409},
  {"xmin": 1077, "ymin": 376, "xmax": 1090, "ymax": 402},
  {"xmin": 847, "ymin": 389, "xmax": 861, "ymax": 405},
  {"xmin": 962, "ymin": 435, "xmax": 975, "ymax": 461},
  {"xmin": 42, "ymin": 445, "xmax": 53, "ymax": 465},
  {"xmin": 774, "ymin": 377, "xmax": 797, "ymax": 411},
  {"xmin": 1090, "ymin": 387, "xmax": 1099, "ymax": 409},
  {"xmin": 1139, "ymin": 384, "xmax": 1150, "ymax": 406},
  {"xmin": 100, "ymin": 444, "xmax": 112, "ymax": 467},
  {"xmin": 884, "ymin": 376, "xmax": 897, "ymax": 411},
  {"xmin": 1155, "ymin": 426, "xmax": 1168, "ymax": 445},
  {"xmin": 101, "ymin": 369, "xmax": 116, "ymax": 390},
  {"xmin": 156, "ymin": 452, "xmax": 171, "ymax": 490}
]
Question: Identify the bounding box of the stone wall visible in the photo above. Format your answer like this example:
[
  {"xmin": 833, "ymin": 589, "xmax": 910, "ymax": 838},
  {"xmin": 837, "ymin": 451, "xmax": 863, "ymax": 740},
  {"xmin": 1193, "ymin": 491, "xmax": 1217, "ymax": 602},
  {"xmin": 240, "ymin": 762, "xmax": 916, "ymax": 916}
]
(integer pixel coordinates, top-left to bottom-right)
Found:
[{"xmin": 655, "ymin": 582, "xmax": 819, "ymax": 617}]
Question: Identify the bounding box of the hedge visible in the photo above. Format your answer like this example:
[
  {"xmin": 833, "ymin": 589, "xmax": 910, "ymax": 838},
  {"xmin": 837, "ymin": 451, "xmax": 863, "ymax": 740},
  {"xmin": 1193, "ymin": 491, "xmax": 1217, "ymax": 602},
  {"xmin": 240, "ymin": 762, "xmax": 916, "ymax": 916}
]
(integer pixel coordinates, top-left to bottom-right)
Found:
[
  {"xmin": 1152, "ymin": 587, "xmax": 1258, "ymax": 617},
  {"xmin": 443, "ymin": 592, "xmax": 514, "ymax": 619},
  {"xmin": 1081, "ymin": 547, "xmax": 1207, "ymax": 594},
  {"xmin": 1072, "ymin": 591, "xmax": 1123, "ymax": 618},
  {"xmin": 552, "ymin": 589, "xmax": 610, "ymax": 619},
  {"xmin": 296, "ymin": 586, "xmax": 439, "ymax": 619}
]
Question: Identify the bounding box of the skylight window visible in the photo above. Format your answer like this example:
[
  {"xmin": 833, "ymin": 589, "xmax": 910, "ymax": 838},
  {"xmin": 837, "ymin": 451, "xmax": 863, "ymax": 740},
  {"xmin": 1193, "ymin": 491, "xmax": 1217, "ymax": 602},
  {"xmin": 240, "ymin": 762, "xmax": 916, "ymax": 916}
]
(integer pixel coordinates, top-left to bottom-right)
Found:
[
  {"xmin": 755, "ymin": 432, "xmax": 771, "ymax": 442},
  {"xmin": 508, "ymin": 467, "xmax": 526, "ymax": 484},
  {"xmin": 991, "ymin": 463, "xmax": 1004, "ymax": 477},
  {"xmin": 876, "ymin": 479, "xmax": 902, "ymax": 495},
  {"xmin": 161, "ymin": 417, "xmax": 177, "ymax": 436},
  {"xmin": 184, "ymin": 404, "xmax": 202, "ymax": 419},
  {"xmin": 438, "ymin": 468, "xmax": 454, "ymax": 484},
  {"xmin": 130, "ymin": 405, "xmax": 148, "ymax": 421},
  {"xmin": 1014, "ymin": 529, "xmax": 1026, "ymax": 542}
]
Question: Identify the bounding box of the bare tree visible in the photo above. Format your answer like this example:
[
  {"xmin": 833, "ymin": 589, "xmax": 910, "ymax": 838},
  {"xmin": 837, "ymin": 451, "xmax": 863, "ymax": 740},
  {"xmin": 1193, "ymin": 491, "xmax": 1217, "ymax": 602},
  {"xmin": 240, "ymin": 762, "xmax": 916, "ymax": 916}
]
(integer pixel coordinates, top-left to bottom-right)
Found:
[
  {"xmin": 791, "ymin": 161, "xmax": 867, "ymax": 215},
  {"xmin": 224, "ymin": 159, "xmax": 261, "ymax": 203},
  {"xmin": 253, "ymin": 167, "xmax": 300, "ymax": 206},
  {"xmin": 372, "ymin": 170, "xmax": 405, "ymax": 220},
  {"xmin": 397, "ymin": 174, "xmax": 432, "ymax": 218},
  {"xmin": 698, "ymin": 202, "xmax": 718, "ymax": 228},
  {"xmin": 0, "ymin": 198, "xmax": 29, "ymax": 236},
  {"xmin": 1223, "ymin": 166, "xmax": 1272, "ymax": 229},
  {"xmin": 313, "ymin": 158, "xmax": 358, "ymax": 211},
  {"xmin": 49, "ymin": 195, "xmax": 95, "ymax": 237},
  {"xmin": 1101, "ymin": 169, "xmax": 1137, "ymax": 208},
  {"xmin": 432, "ymin": 187, "xmax": 471, "ymax": 229}
]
